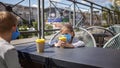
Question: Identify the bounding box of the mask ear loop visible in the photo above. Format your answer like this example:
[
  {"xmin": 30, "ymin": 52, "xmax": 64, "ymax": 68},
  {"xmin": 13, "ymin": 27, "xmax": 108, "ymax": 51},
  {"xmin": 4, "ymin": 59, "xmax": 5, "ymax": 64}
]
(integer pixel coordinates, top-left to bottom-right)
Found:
[
  {"xmin": 69, "ymin": 36, "xmax": 73, "ymax": 43},
  {"xmin": 70, "ymin": 31, "xmax": 75, "ymax": 43}
]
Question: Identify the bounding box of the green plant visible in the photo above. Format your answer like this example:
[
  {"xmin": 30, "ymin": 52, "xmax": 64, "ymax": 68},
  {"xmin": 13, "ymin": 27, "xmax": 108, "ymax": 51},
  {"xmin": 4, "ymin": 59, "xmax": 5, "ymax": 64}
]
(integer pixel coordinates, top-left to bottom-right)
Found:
[
  {"xmin": 32, "ymin": 21, "xmax": 38, "ymax": 30},
  {"xmin": 44, "ymin": 24, "xmax": 53, "ymax": 35},
  {"xmin": 22, "ymin": 20, "xmax": 29, "ymax": 25},
  {"xmin": 18, "ymin": 25, "xmax": 28, "ymax": 38},
  {"xmin": 109, "ymin": 4, "xmax": 120, "ymax": 24},
  {"xmin": 18, "ymin": 25, "xmax": 28, "ymax": 31},
  {"xmin": 101, "ymin": 23, "xmax": 110, "ymax": 28}
]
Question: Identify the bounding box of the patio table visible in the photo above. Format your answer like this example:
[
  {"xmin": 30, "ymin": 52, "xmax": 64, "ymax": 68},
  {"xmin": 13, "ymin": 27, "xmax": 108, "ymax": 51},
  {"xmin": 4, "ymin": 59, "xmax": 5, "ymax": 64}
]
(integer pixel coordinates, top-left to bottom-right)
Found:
[
  {"xmin": 15, "ymin": 42, "xmax": 120, "ymax": 68},
  {"xmin": 15, "ymin": 42, "xmax": 54, "ymax": 68},
  {"xmin": 47, "ymin": 47, "xmax": 120, "ymax": 68}
]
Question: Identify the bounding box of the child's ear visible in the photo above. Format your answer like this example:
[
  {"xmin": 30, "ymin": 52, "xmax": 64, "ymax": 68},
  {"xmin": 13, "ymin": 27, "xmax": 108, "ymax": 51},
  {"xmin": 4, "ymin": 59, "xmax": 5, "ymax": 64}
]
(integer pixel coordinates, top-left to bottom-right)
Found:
[
  {"xmin": 12, "ymin": 25, "xmax": 17, "ymax": 32},
  {"xmin": 71, "ymin": 31, "xmax": 75, "ymax": 37}
]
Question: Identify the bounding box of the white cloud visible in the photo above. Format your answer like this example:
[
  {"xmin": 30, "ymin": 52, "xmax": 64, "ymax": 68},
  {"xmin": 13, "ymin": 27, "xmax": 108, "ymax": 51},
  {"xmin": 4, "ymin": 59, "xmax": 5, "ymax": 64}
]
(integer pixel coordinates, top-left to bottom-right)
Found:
[
  {"xmin": 32, "ymin": 4, "xmax": 37, "ymax": 7},
  {"xmin": 88, "ymin": 0, "xmax": 107, "ymax": 3},
  {"xmin": 51, "ymin": 0, "xmax": 62, "ymax": 2},
  {"xmin": 81, "ymin": 0, "xmax": 88, "ymax": 4}
]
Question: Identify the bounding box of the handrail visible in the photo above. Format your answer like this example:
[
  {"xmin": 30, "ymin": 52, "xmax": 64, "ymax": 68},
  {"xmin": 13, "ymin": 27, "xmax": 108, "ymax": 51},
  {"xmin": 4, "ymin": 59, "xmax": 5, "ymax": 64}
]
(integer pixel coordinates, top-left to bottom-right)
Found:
[
  {"xmin": 67, "ymin": 0, "xmax": 114, "ymax": 12},
  {"xmin": 20, "ymin": 29, "xmax": 60, "ymax": 34},
  {"xmin": 50, "ymin": 0, "xmax": 71, "ymax": 6}
]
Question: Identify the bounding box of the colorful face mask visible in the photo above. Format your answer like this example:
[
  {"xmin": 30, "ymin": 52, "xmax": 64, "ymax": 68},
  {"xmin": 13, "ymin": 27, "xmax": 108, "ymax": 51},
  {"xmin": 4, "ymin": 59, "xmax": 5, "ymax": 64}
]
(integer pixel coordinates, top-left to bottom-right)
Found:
[
  {"xmin": 63, "ymin": 34, "xmax": 72, "ymax": 43},
  {"xmin": 11, "ymin": 28, "xmax": 20, "ymax": 40}
]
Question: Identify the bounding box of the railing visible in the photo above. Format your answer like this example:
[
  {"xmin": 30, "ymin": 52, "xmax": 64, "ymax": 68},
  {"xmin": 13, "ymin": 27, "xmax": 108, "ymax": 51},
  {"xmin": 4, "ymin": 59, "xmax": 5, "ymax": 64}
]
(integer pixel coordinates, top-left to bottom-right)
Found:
[{"xmin": 1, "ymin": 0, "xmax": 119, "ymax": 39}]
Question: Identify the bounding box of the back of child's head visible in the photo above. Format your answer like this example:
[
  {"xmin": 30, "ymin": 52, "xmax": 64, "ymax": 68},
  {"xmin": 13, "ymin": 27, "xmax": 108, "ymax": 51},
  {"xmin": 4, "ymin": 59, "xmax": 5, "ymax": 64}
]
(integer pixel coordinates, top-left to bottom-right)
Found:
[{"xmin": 0, "ymin": 11, "xmax": 18, "ymax": 33}]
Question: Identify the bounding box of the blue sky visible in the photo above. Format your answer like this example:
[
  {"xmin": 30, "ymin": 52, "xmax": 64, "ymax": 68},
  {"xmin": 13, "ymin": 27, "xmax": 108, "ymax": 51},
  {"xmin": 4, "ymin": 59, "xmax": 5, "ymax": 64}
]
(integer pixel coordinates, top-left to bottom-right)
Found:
[{"xmin": 0, "ymin": 0, "xmax": 112, "ymax": 8}]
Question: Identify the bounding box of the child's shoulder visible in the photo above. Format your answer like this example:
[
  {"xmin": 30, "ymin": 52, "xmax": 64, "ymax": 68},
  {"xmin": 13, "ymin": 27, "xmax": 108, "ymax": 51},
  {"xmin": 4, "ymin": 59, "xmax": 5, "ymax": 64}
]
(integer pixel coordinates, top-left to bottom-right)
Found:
[{"xmin": 72, "ymin": 37, "xmax": 80, "ymax": 43}]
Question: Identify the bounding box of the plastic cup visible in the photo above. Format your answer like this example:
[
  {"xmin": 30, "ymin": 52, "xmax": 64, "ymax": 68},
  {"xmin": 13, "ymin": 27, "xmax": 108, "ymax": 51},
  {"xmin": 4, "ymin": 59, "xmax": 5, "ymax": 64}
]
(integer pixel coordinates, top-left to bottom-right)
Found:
[
  {"xmin": 59, "ymin": 36, "xmax": 66, "ymax": 42},
  {"xmin": 35, "ymin": 39, "xmax": 45, "ymax": 53},
  {"xmin": 59, "ymin": 36, "xmax": 66, "ymax": 48}
]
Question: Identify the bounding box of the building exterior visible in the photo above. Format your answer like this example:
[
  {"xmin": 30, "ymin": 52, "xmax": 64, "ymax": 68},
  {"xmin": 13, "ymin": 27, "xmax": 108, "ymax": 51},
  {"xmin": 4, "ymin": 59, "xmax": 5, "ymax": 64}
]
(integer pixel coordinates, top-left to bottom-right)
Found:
[
  {"xmin": 0, "ymin": 2, "xmax": 37, "ymax": 22},
  {"xmin": 44, "ymin": 7, "xmax": 71, "ymax": 23}
]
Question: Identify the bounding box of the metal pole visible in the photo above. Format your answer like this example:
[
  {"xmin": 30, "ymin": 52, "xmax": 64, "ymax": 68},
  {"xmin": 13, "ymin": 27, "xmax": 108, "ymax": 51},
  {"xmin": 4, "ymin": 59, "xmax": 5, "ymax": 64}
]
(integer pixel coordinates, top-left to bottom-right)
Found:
[
  {"xmin": 29, "ymin": 0, "xmax": 31, "ymax": 25},
  {"xmin": 111, "ymin": 11, "xmax": 113, "ymax": 25},
  {"xmin": 113, "ymin": 11, "xmax": 117, "ymax": 24},
  {"xmin": 49, "ymin": 0, "xmax": 51, "ymax": 18},
  {"xmin": 90, "ymin": 3, "xmax": 93, "ymax": 26},
  {"xmin": 101, "ymin": 7, "xmax": 103, "ymax": 25},
  {"xmin": 73, "ymin": 0, "xmax": 76, "ymax": 27},
  {"xmin": 37, "ymin": 0, "xmax": 41, "ymax": 38},
  {"xmin": 101, "ymin": 7, "xmax": 106, "ymax": 25},
  {"xmin": 41, "ymin": 0, "xmax": 45, "ymax": 38},
  {"xmin": 69, "ymin": 8, "xmax": 71, "ymax": 23},
  {"xmin": 113, "ymin": 11, "xmax": 115, "ymax": 24},
  {"xmin": 108, "ymin": 10, "xmax": 110, "ymax": 25},
  {"xmin": 117, "ymin": 12, "xmax": 119, "ymax": 24}
]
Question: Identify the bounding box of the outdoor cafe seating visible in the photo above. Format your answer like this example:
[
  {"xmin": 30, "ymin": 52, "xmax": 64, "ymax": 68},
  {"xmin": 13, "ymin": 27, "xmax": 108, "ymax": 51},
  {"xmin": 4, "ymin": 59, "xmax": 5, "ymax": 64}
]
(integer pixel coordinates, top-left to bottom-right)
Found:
[
  {"xmin": 103, "ymin": 32, "xmax": 120, "ymax": 49},
  {"xmin": 13, "ymin": 26, "xmax": 120, "ymax": 68},
  {"xmin": 86, "ymin": 26, "xmax": 115, "ymax": 47},
  {"xmin": 49, "ymin": 27, "xmax": 96, "ymax": 47},
  {"xmin": 14, "ymin": 26, "xmax": 120, "ymax": 68},
  {"xmin": 108, "ymin": 24, "xmax": 120, "ymax": 35},
  {"xmin": 15, "ymin": 36, "xmax": 120, "ymax": 68},
  {"xmin": 1, "ymin": 0, "xmax": 120, "ymax": 68}
]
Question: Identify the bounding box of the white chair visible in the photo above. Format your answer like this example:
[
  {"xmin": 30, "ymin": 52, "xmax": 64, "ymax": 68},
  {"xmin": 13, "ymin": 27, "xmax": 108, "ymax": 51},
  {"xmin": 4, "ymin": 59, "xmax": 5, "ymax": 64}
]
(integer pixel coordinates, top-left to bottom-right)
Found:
[
  {"xmin": 103, "ymin": 32, "xmax": 120, "ymax": 49},
  {"xmin": 108, "ymin": 25, "xmax": 120, "ymax": 35},
  {"xmin": 86, "ymin": 26, "xmax": 115, "ymax": 47}
]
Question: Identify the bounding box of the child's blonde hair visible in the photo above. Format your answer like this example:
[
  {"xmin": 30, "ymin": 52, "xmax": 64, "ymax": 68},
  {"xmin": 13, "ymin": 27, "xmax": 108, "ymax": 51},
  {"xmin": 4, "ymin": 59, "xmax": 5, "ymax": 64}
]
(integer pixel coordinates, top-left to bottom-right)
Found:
[
  {"xmin": 0, "ymin": 11, "xmax": 18, "ymax": 33},
  {"xmin": 61, "ymin": 23, "xmax": 74, "ymax": 32},
  {"xmin": 61, "ymin": 23, "xmax": 75, "ymax": 43}
]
